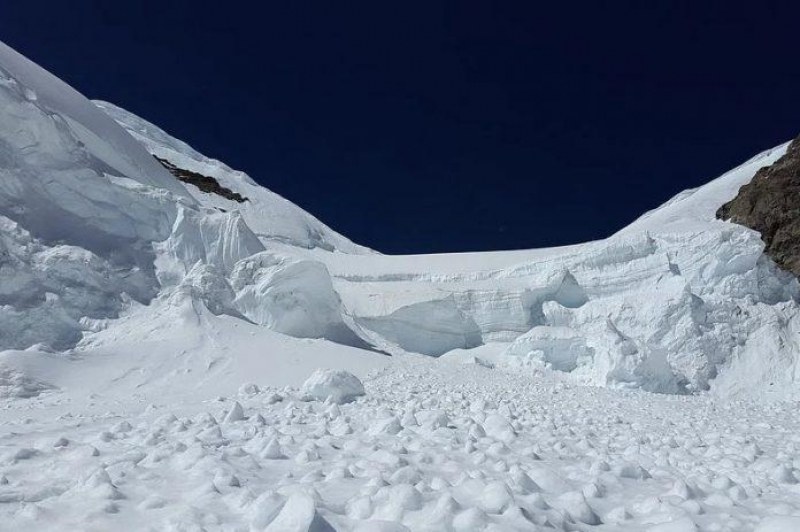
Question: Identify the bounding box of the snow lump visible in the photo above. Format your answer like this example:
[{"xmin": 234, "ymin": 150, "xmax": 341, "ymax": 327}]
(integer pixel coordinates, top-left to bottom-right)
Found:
[{"xmin": 301, "ymin": 368, "xmax": 365, "ymax": 404}]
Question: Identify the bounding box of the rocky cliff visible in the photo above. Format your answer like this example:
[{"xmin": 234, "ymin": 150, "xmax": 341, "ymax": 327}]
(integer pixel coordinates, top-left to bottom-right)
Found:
[{"xmin": 717, "ymin": 134, "xmax": 800, "ymax": 276}]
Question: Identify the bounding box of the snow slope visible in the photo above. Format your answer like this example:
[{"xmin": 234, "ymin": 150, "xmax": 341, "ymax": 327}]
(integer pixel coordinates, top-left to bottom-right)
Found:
[
  {"xmin": 0, "ymin": 42, "xmax": 190, "ymax": 201},
  {"xmin": 1, "ymin": 40, "xmax": 800, "ymax": 531},
  {"xmin": 94, "ymin": 100, "xmax": 371, "ymax": 255}
]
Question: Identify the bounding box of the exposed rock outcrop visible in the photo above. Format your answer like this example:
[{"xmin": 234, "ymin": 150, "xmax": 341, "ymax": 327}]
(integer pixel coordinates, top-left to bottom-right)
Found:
[
  {"xmin": 717, "ymin": 134, "xmax": 800, "ymax": 276},
  {"xmin": 154, "ymin": 155, "xmax": 248, "ymax": 203}
]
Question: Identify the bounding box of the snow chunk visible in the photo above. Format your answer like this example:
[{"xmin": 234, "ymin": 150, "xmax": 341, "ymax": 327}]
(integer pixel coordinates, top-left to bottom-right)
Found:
[
  {"xmin": 301, "ymin": 369, "xmax": 365, "ymax": 404},
  {"xmin": 555, "ymin": 491, "xmax": 601, "ymax": 525},
  {"xmin": 482, "ymin": 414, "xmax": 516, "ymax": 443},
  {"xmin": 224, "ymin": 401, "xmax": 245, "ymax": 423},
  {"xmin": 478, "ymin": 481, "xmax": 513, "ymax": 513},
  {"xmin": 231, "ymin": 251, "xmax": 364, "ymax": 345}
]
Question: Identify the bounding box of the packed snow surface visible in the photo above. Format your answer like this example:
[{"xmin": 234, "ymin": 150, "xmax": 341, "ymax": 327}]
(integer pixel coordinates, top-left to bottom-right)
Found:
[{"xmin": 1, "ymin": 40, "xmax": 800, "ymax": 530}]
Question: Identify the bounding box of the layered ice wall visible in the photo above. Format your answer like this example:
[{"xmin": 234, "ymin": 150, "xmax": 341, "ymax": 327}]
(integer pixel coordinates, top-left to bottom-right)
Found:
[
  {"xmin": 321, "ymin": 144, "xmax": 800, "ymax": 394},
  {"xmin": 0, "ymin": 41, "xmax": 193, "ymax": 350}
]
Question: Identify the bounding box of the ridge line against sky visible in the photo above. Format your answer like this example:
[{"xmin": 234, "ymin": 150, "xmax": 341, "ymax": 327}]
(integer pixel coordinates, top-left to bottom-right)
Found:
[{"xmin": 2, "ymin": 1, "xmax": 799, "ymax": 253}]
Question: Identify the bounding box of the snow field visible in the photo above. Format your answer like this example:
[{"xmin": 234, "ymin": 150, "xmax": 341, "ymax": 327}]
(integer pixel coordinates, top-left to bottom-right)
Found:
[{"xmin": 2, "ymin": 358, "xmax": 800, "ymax": 531}]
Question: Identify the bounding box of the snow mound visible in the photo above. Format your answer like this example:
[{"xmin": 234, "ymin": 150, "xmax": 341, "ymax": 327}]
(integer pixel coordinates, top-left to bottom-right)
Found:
[{"xmin": 301, "ymin": 368, "xmax": 366, "ymax": 404}]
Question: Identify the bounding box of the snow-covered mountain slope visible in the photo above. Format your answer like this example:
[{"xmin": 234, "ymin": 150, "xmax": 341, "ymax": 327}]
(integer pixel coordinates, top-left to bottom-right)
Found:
[
  {"xmin": 94, "ymin": 100, "xmax": 371, "ymax": 255},
  {"xmin": 4, "ymin": 41, "xmax": 800, "ymax": 531},
  {"xmin": 0, "ymin": 42, "xmax": 190, "ymax": 201},
  {"xmin": 90, "ymin": 89, "xmax": 800, "ymax": 395},
  {"xmin": 3, "ymin": 33, "xmax": 800, "ymax": 397},
  {"xmin": 0, "ymin": 38, "xmax": 370, "ymax": 357}
]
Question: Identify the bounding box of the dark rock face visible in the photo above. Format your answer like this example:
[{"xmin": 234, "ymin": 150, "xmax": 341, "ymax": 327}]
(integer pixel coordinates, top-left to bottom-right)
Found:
[
  {"xmin": 154, "ymin": 156, "xmax": 248, "ymax": 203},
  {"xmin": 717, "ymin": 135, "xmax": 800, "ymax": 276}
]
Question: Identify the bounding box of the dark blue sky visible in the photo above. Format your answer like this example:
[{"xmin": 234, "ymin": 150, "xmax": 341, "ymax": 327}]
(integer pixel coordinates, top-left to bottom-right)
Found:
[{"xmin": 3, "ymin": 2, "xmax": 799, "ymax": 253}]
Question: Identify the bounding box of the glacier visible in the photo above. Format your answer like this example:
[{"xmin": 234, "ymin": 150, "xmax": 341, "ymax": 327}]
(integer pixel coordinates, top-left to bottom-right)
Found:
[
  {"xmin": 1, "ymin": 40, "xmax": 800, "ymax": 531},
  {"xmin": 0, "ymin": 36, "xmax": 798, "ymax": 396}
]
